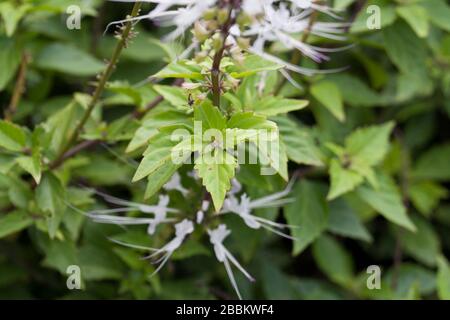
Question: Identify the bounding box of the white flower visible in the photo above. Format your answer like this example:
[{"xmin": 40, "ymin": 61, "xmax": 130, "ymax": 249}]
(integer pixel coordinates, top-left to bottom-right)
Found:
[
  {"xmin": 244, "ymin": 4, "xmax": 346, "ymax": 66},
  {"xmin": 111, "ymin": 219, "xmax": 195, "ymax": 276},
  {"xmin": 163, "ymin": 172, "xmax": 189, "ymax": 196},
  {"xmin": 109, "ymin": 0, "xmax": 217, "ymax": 41},
  {"xmin": 196, "ymin": 200, "xmax": 210, "ymax": 224},
  {"xmin": 221, "ymin": 178, "xmax": 298, "ymax": 239},
  {"xmin": 208, "ymin": 224, "xmax": 254, "ymax": 300},
  {"xmin": 85, "ymin": 191, "xmax": 178, "ymax": 235}
]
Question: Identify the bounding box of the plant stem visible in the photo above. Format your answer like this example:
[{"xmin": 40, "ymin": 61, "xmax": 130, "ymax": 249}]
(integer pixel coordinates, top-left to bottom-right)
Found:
[
  {"xmin": 211, "ymin": 7, "xmax": 236, "ymax": 108},
  {"xmin": 4, "ymin": 53, "xmax": 29, "ymax": 121},
  {"xmin": 392, "ymin": 129, "xmax": 410, "ymax": 290},
  {"xmin": 49, "ymin": 2, "xmax": 142, "ymax": 169}
]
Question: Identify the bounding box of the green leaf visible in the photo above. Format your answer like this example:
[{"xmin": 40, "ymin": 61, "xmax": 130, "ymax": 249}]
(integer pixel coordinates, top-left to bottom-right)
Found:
[
  {"xmin": 79, "ymin": 245, "xmax": 124, "ymax": 281},
  {"xmin": 397, "ymin": 215, "xmax": 440, "ymax": 267},
  {"xmin": 274, "ymin": 116, "xmax": 324, "ymax": 166},
  {"xmin": 409, "ymin": 181, "xmax": 448, "ymax": 216},
  {"xmin": 194, "ymin": 101, "xmax": 226, "ymax": 131},
  {"xmin": 227, "ymin": 112, "xmax": 276, "ymax": 130},
  {"xmin": 326, "ymin": 74, "xmax": 382, "ymax": 107},
  {"xmin": 35, "ymin": 43, "xmax": 105, "ymax": 76},
  {"xmin": 195, "ymin": 150, "xmax": 237, "ymax": 212},
  {"xmin": 253, "ymin": 97, "xmax": 308, "ymax": 117},
  {"xmin": 144, "ymin": 163, "xmax": 181, "ymax": 199},
  {"xmin": 311, "ymin": 81, "xmax": 345, "ymax": 122},
  {"xmin": 35, "ymin": 173, "xmax": 66, "ymax": 238},
  {"xmin": 328, "ymin": 158, "xmax": 364, "ymax": 200},
  {"xmin": 284, "ymin": 180, "xmax": 329, "ymax": 255},
  {"xmin": 385, "ymin": 263, "xmax": 436, "ymax": 298},
  {"xmin": 356, "ymin": 174, "xmax": 416, "ymax": 231},
  {"xmin": 383, "ymin": 21, "xmax": 428, "ymax": 78},
  {"xmin": 133, "ymin": 133, "xmax": 191, "ymax": 182},
  {"xmin": 248, "ymin": 134, "xmax": 289, "ymax": 180},
  {"xmin": 153, "ymin": 60, "xmax": 202, "ymax": 80},
  {"xmin": 0, "ymin": 37, "xmax": 21, "ymax": 90},
  {"xmin": 437, "ymin": 256, "xmax": 450, "ymax": 300},
  {"xmin": 412, "ymin": 144, "xmax": 450, "ymax": 181},
  {"xmin": 397, "ymin": 5, "xmax": 430, "ymax": 38},
  {"xmin": 420, "ymin": 0, "xmax": 450, "ymax": 32},
  {"xmin": 42, "ymin": 240, "xmax": 78, "ymax": 275},
  {"xmin": 328, "ymin": 199, "xmax": 372, "ymax": 242},
  {"xmin": 228, "ymin": 54, "xmax": 283, "ymax": 78},
  {"xmin": 346, "ymin": 121, "xmax": 395, "ymax": 166},
  {"xmin": 153, "ymin": 85, "xmax": 190, "ymax": 111},
  {"xmin": 16, "ymin": 155, "xmax": 42, "ymax": 184},
  {"xmin": 0, "ymin": 3, "xmax": 30, "ymax": 36},
  {"xmin": 127, "ymin": 107, "xmax": 190, "ymax": 153},
  {"xmin": 312, "ymin": 234, "xmax": 354, "ymax": 287},
  {"xmin": 0, "ymin": 120, "xmax": 26, "ymax": 152},
  {"xmin": 0, "ymin": 211, "xmax": 33, "ymax": 239}
]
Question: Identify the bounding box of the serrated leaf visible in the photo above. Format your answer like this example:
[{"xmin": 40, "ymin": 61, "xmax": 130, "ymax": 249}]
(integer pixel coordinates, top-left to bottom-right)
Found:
[
  {"xmin": 194, "ymin": 100, "xmax": 226, "ymax": 131},
  {"xmin": 0, "ymin": 211, "xmax": 33, "ymax": 239},
  {"xmin": 195, "ymin": 150, "xmax": 237, "ymax": 212},
  {"xmin": 133, "ymin": 133, "xmax": 192, "ymax": 182},
  {"xmin": 0, "ymin": 120, "xmax": 26, "ymax": 152},
  {"xmin": 346, "ymin": 121, "xmax": 395, "ymax": 166},
  {"xmin": 127, "ymin": 108, "xmax": 191, "ymax": 153},
  {"xmin": 284, "ymin": 180, "xmax": 329, "ymax": 255},
  {"xmin": 153, "ymin": 60, "xmax": 202, "ymax": 80},
  {"xmin": 328, "ymin": 158, "xmax": 364, "ymax": 200},
  {"xmin": 356, "ymin": 174, "xmax": 416, "ymax": 231},
  {"xmin": 153, "ymin": 85, "xmax": 190, "ymax": 111},
  {"xmin": 144, "ymin": 163, "xmax": 181, "ymax": 199},
  {"xmin": 311, "ymin": 81, "xmax": 345, "ymax": 122},
  {"xmin": 274, "ymin": 116, "xmax": 324, "ymax": 166},
  {"xmin": 227, "ymin": 112, "xmax": 276, "ymax": 130}
]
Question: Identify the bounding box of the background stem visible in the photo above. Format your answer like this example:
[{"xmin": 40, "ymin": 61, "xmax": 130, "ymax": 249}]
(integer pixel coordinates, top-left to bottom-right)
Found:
[{"xmin": 49, "ymin": 1, "xmax": 142, "ymax": 169}]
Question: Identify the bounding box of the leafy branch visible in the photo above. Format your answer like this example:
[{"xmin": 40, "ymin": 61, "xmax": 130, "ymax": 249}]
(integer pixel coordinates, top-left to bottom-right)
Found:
[{"xmin": 49, "ymin": 1, "xmax": 142, "ymax": 169}]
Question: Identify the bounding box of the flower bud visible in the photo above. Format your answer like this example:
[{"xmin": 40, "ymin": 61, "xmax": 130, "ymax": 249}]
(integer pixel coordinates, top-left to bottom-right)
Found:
[
  {"xmin": 237, "ymin": 37, "xmax": 251, "ymax": 50},
  {"xmin": 212, "ymin": 33, "xmax": 224, "ymax": 51},
  {"xmin": 217, "ymin": 8, "xmax": 229, "ymax": 25},
  {"xmin": 203, "ymin": 8, "xmax": 217, "ymax": 20},
  {"xmin": 236, "ymin": 12, "xmax": 252, "ymax": 27},
  {"xmin": 193, "ymin": 21, "xmax": 209, "ymax": 42}
]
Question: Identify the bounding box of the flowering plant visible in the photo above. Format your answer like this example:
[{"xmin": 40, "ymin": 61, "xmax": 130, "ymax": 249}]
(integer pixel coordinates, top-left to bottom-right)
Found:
[{"xmin": 0, "ymin": 0, "xmax": 450, "ymax": 300}]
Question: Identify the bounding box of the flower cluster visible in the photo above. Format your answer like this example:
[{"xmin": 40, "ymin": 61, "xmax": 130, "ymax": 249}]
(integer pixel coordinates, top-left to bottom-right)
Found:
[
  {"xmin": 76, "ymin": 171, "xmax": 297, "ymax": 299},
  {"xmin": 110, "ymin": 0, "xmax": 347, "ymax": 75}
]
